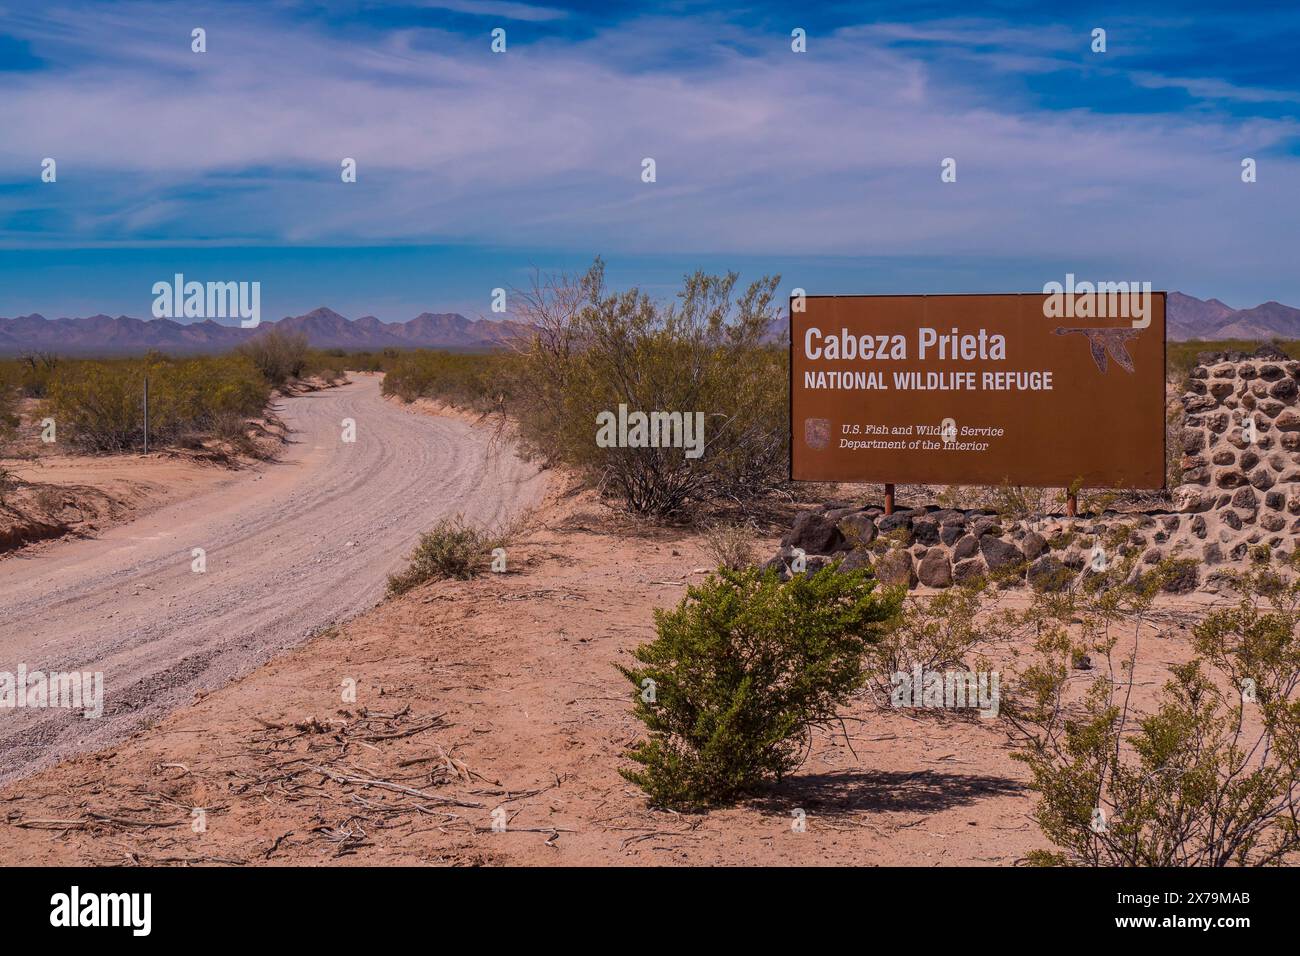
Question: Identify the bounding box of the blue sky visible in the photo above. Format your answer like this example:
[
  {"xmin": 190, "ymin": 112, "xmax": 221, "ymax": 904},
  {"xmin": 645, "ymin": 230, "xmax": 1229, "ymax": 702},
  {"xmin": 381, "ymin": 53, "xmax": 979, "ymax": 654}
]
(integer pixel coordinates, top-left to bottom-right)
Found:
[{"xmin": 1, "ymin": 1, "xmax": 1298, "ymax": 322}]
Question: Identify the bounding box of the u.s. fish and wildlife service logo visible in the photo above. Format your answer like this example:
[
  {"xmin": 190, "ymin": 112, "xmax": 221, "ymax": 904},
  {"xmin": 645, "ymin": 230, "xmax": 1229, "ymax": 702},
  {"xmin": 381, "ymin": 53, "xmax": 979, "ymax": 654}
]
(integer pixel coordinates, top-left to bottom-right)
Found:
[{"xmin": 804, "ymin": 417, "xmax": 831, "ymax": 450}]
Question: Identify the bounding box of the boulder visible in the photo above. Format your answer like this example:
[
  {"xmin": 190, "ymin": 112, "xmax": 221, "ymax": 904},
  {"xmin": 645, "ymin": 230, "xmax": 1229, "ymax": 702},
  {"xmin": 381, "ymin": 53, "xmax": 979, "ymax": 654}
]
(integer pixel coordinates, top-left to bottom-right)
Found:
[
  {"xmin": 838, "ymin": 549, "xmax": 873, "ymax": 573},
  {"xmin": 952, "ymin": 534, "xmax": 980, "ymax": 562},
  {"xmin": 781, "ymin": 511, "xmax": 849, "ymax": 555},
  {"xmin": 979, "ymin": 535, "xmax": 1024, "ymax": 572},
  {"xmin": 877, "ymin": 512, "xmax": 914, "ymax": 534},
  {"xmin": 1021, "ymin": 531, "xmax": 1048, "ymax": 561},
  {"xmin": 952, "ymin": 557, "xmax": 987, "ymax": 585},
  {"xmin": 939, "ymin": 524, "xmax": 964, "ymax": 546},
  {"xmin": 911, "ymin": 517, "xmax": 940, "ymax": 546},
  {"xmin": 874, "ymin": 549, "xmax": 917, "ymax": 588},
  {"xmin": 837, "ymin": 513, "xmax": 877, "ymax": 548},
  {"xmin": 916, "ymin": 550, "xmax": 952, "ymax": 588}
]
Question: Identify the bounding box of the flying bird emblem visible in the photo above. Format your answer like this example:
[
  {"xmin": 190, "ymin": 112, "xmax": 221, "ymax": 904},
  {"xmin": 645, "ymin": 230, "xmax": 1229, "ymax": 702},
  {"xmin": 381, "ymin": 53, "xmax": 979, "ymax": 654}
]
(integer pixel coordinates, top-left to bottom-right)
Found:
[{"xmin": 1053, "ymin": 326, "xmax": 1141, "ymax": 373}]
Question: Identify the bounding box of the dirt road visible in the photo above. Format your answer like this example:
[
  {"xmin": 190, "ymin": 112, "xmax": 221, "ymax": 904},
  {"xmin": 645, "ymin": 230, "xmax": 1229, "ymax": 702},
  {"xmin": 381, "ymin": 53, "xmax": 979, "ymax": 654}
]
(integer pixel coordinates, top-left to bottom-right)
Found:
[{"xmin": 0, "ymin": 375, "xmax": 545, "ymax": 784}]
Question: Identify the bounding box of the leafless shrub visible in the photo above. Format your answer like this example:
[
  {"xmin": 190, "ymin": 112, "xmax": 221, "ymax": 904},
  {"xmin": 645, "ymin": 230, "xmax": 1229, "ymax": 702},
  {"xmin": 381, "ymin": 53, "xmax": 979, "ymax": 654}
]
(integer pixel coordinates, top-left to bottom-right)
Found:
[{"xmin": 702, "ymin": 521, "xmax": 757, "ymax": 570}]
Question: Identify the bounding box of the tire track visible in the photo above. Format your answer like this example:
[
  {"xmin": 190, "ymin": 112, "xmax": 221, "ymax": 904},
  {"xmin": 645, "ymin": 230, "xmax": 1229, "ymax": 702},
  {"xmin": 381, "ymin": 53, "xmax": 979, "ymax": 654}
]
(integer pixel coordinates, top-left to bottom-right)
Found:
[{"xmin": 0, "ymin": 375, "xmax": 545, "ymax": 784}]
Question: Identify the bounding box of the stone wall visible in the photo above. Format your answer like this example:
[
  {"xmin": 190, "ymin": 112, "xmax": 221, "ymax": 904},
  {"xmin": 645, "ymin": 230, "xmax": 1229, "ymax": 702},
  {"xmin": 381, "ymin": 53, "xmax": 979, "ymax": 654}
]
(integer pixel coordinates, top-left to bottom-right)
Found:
[{"xmin": 765, "ymin": 346, "xmax": 1300, "ymax": 594}]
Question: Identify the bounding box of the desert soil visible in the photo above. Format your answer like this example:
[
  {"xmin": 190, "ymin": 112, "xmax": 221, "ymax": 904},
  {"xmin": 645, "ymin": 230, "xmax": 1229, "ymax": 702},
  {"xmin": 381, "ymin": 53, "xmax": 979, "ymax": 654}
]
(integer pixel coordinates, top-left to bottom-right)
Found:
[
  {"xmin": 0, "ymin": 373, "xmax": 545, "ymax": 786},
  {"xmin": 0, "ymin": 401, "xmax": 1220, "ymax": 863}
]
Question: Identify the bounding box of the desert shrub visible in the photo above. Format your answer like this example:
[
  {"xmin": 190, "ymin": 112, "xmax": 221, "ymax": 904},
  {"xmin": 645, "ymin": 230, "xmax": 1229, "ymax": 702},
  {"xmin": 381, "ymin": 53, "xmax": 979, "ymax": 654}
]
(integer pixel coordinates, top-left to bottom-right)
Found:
[
  {"xmin": 386, "ymin": 514, "xmax": 512, "ymax": 595},
  {"xmin": 382, "ymin": 350, "xmax": 512, "ymax": 413},
  {"xmin": 0, "ymin": 367, "xmax": 19, "ymax": 442},
  {"xmin": 236, "ymin": 329, "xmax": 310, "ymax": 386},
  {"xmin": 508, "ymin": 259, "xmax": 788, "ymax": 518},
  {"xmin": 31, "ymin": 484, "xmax": 63, "ymax": 514},
  {"xmin": 619, "ymin": 564, "xmax": 902, "ymax": 809},
  {"xmin": 869, "ymin": 581, "xmax": 1009, "ymax": 710},
  {"xmin": 701, "ymin": 521, "xmax": 757, "ymax": 570},
  {"xmin": 936, "ymin": 482, "xmax": 1081, "ymax": 522},
  {"xmin": 15, "ymin": 352, "xmax": 59, "ymax": 398},
  {"xmin": 1004, "ymin": 557, "xmax": 1300, "ymax": 866},
  {"xmin": 42, "ymin": 355, "xmax": 267, "ymax": 452},
  {"xmin": 305, "ymin": 349, "xmax": 349, "ymax": 382}
]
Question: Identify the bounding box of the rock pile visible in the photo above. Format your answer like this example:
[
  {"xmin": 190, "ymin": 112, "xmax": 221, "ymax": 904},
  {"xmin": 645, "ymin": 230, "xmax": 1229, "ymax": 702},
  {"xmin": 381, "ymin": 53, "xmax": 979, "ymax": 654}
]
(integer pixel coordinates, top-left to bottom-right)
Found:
[{"xmin": 764, "ymin": 346, "xmax": 1300, "ymax": 594}]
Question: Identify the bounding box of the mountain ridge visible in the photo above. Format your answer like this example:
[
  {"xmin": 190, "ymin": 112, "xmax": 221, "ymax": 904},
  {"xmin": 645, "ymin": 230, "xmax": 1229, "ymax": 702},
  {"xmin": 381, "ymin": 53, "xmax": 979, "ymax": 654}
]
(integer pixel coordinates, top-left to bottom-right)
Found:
[
  {"xmin": 0, "ymin": 307, "xmax": 536, "ymax": 355},
  {"xmin": 4, "ymin": 293, "xmax": 1300, "ymax": 355}
]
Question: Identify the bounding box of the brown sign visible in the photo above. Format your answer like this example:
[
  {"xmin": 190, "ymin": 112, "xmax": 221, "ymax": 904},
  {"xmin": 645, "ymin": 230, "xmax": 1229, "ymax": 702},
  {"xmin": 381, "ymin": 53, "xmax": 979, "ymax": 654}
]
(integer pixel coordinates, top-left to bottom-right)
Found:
[{"xmin": 790, "ymin": 293, "xmax": 1166, "ymax": 489}]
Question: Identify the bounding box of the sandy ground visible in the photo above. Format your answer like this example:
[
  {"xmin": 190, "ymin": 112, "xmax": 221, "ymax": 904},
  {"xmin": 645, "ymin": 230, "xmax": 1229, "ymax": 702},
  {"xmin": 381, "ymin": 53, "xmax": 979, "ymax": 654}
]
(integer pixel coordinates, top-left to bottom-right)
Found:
[
  {"xmin": 1, "ymin": 452, "xmax": 240, "ymax": 553},
  {"xmin": 0, "ymin": 374, "xmax": 545, "ymax": 785},
  {"xmin": 0, "ymin": 451, "xmax": 1222, "ymax": 866}
]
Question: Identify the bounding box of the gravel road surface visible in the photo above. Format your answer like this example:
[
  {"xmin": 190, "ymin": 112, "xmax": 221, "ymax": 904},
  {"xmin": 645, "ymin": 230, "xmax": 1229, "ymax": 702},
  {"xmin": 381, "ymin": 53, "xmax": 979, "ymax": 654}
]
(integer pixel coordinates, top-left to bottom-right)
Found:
[{"xmin": 0, "ymin": 375, "xmax": 545, "ymax": 783}]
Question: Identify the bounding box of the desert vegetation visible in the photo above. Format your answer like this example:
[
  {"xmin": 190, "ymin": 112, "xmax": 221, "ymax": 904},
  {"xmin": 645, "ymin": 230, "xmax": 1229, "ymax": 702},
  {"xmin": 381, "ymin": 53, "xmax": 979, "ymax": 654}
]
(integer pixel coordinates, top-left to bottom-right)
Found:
[
  {"xmin": 385, "ymin": 513, "xmax": 521, "ymax": 595},
  {"xmin": 614, "ymin": 510, "xmax": 1300, "ymax": 865},
  {"xmin": 384, "ymin": 258, "xmax": 788, "ymax": 519},
  {"xmin": 0, "ymin": 336, "xmax": 352, "ymax": 457},
  {"xmin": 619, "ymin": 563, "xmax": 902, "ymax": 808},
  {"xmin": 382, "ymin": 349, "xmax": 511, "ymax": 412},
  {"xmin": 38, "ymin": 354, "xmax": 269, "ymax": 453},
  {"xmin": 1002, "ymin": 553, "xmax": 1300, "ymax": 866}
]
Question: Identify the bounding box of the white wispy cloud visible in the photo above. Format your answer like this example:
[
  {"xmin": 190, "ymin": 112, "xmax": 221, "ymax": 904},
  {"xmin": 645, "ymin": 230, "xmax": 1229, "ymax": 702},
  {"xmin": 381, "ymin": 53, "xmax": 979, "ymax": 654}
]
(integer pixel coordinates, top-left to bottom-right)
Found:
[{"xmin": 0, "ymin": 0, "xmax": 1296, "ymax": 299}]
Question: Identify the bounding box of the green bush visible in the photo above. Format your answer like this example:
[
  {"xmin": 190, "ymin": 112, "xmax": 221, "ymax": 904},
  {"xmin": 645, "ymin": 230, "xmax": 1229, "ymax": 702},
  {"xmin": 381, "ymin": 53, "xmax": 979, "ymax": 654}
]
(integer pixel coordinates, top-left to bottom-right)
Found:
[
  {"xmin": 386, "ymin": 515, "xmax": 509, "ymax": 595},
  {"xmin": 619, "ymin": 563, "xmax": 902, "ymax": 809},
  {"xmin": 1005, "ymin": 557, "xmax": 1300, "ymax": 866},
  {"xmin": 14, "ymin": 352, "xmax": 60, "ymax": 398},
  {"xmin": 381, "ymin": 349, "xmax": 512, "ymax": 413},
  {"xmin": 42, "ymin": 355, "xmax": 267, "ymax": 452},
  {"xmin": 0, "ymin": 365, "xmax": 20, "ymax": 442}
]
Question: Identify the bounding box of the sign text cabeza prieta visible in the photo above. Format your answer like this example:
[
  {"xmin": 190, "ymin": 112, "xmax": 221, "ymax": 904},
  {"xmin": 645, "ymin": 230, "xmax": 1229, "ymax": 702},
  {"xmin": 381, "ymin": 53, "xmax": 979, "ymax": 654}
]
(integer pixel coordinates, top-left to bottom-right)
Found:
[{"xmin": 789, "ymin": 293, "xmax": 1166, "ymax": 489}]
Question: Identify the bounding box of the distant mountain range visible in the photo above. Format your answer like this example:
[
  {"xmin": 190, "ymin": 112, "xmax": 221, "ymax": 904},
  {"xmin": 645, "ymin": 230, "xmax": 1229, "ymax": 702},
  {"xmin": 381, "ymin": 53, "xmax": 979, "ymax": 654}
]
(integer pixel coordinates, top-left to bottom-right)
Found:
[
  {"xmin": 1165, "ymin": 293, "xmax": 1300, "ymax": 341},
  {"xmin": 760, "ymin": 292, "xmax": 1300, "ymax": 344},
  {"xmin": 0, "ymin": 307, "xmax": 535, "ymax": 356},
  {"xmin": 3, "ymin": 293, "xmax": 1300, "ymax": 355}
]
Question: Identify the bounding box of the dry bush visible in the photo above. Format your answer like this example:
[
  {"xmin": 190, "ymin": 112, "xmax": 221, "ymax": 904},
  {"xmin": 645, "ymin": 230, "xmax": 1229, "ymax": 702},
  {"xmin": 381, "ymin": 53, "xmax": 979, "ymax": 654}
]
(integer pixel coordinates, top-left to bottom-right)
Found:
[
  {"xmin": 0, "ymin": 466, "xmax": 18, "ymax": 506},
  {"xmin": 869, "ymin": 581, "xmax": 1012, "ymax": 711},
  {"xmin": 937, "ymin": 483, "xmax": 1060, "ymax": 521},
  {"xmin": 386, "ymin": 512, "xmax": 526, "ymax": 596},
  {"xmin": 33, "ymin": 485, "xmax": 64, "ymax": 514},
  {"xmin": 702, "ymin": 521, "xmax": 757, "ymax": 570},
  {"xmin": 236, "ymin": 329, "xmax": 310, "ymax": 386},
  {"xmin": 508, "ymin": 258, "xmax": 787, "ymax": 518}
]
